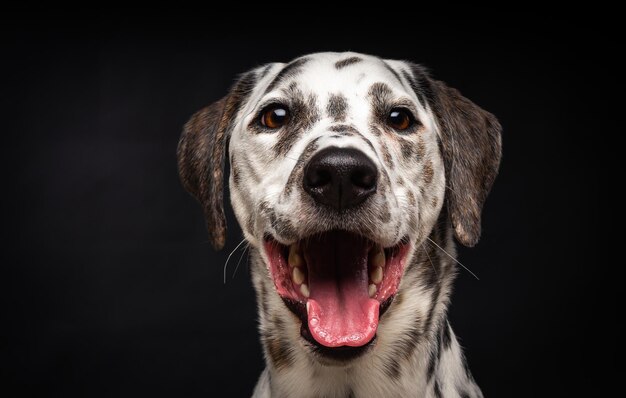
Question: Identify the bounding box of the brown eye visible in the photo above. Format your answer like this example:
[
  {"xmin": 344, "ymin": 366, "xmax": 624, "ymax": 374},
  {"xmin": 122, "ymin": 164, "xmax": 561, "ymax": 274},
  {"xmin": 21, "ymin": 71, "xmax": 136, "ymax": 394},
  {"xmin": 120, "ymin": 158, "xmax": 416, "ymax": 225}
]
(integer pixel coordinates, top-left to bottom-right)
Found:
[
  {"xmin": 387, "ymin": 108, "xmax": 414, "ymax": 131},
  {"xmin": 260, "ymin": 105, "xmax": 289, "ymax": 129}
]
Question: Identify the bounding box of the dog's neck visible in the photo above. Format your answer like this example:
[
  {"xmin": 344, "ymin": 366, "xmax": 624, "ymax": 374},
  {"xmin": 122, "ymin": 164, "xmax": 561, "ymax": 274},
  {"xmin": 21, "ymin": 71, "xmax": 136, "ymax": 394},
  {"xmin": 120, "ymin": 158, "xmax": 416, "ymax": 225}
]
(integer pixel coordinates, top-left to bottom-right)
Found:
[{"xmin": 250, "ymin": 217, "xmax": 482, "ymax": 398}]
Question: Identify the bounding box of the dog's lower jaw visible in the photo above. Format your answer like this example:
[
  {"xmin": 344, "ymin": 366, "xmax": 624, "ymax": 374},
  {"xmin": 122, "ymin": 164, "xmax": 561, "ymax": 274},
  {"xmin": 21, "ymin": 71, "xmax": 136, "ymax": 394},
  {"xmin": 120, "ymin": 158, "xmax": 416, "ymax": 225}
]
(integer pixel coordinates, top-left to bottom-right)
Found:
[{"xmin": 250, "ymin": 222, "xmax": 483, "ymax": 398}]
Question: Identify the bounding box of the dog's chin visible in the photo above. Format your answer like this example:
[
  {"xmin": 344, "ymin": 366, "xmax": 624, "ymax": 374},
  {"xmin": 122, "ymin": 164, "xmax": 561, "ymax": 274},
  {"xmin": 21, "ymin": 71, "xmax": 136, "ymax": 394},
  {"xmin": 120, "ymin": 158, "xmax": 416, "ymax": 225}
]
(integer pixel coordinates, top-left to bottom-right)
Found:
[{"xmin": 263, "ymin": 230, "xmax": 411, "ymax": 362}]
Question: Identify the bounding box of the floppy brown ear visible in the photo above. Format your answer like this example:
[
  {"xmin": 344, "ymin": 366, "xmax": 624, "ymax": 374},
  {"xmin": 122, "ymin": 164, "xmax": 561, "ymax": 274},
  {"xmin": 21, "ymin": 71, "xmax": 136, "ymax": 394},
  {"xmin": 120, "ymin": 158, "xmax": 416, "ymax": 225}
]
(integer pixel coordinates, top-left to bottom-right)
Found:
[
  {"xmin": 177, "ymin": 72, "xmax": 257, "ymax": 250},
  {"xmin": 428, "ymin": 78, "xmax": 502, "ymax": 247}
]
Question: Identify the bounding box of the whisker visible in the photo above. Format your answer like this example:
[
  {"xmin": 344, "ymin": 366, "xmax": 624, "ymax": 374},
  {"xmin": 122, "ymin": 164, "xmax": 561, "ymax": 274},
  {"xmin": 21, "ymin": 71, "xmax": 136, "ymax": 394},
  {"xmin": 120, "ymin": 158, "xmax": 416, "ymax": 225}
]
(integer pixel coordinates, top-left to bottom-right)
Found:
[
  {"xmin": 232, "ymin": 242, "xmax": 250, "ymax": 279},
  {"xmin": 223, "ymin": 238, "xmax": 247, "ymax": 284},
  {"xmin": 421, "ymin": 242, "xmax": 439, "ymax": 279},
  {"xmin": 426, "ymin": 237, "xmax": 480, "ymax": 281}
]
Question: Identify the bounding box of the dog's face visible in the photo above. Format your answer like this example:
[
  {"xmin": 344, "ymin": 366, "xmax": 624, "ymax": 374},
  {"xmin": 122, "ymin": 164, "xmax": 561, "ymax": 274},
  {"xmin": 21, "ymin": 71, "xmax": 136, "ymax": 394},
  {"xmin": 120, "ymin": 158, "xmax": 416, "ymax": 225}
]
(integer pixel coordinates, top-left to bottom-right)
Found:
[{"xmin": 178, "ymin": 52, "xmax": 501, "ymax": 364}]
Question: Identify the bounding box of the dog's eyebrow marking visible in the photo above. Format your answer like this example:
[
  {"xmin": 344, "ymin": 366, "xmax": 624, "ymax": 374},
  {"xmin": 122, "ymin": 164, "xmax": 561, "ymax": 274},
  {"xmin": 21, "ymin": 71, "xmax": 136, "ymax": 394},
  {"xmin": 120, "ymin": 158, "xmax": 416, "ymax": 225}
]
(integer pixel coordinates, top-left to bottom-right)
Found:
[
  {"xmin": 382, "ymin": 60, "xmax": 403, "ymax": 85},
  {"xmin": 265, "ymin": 57, "xmax": 310, "ymax": 93},
  {"xmin": 334, "ymin": 56, "xmax": 362, "ymax": 69},
  {"xmin": 326, "ymin": 93, "xmax": 348, "ymax": 122},
  {"xmin": 402, "ymin": 65, "xmax": 435, "ymax": 109},
  {"xmin": 368, "ymin": 82, "xmax": 393, "ymax": 123}
]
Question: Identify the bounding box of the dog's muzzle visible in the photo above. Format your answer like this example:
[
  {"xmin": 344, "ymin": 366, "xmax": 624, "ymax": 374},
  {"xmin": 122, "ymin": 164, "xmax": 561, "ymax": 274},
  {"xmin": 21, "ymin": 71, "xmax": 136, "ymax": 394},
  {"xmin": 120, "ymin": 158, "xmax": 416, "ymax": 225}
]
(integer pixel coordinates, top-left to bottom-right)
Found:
[{"xmin": 263, "ymin": 147, "xmax": 412, "ymax": 354}]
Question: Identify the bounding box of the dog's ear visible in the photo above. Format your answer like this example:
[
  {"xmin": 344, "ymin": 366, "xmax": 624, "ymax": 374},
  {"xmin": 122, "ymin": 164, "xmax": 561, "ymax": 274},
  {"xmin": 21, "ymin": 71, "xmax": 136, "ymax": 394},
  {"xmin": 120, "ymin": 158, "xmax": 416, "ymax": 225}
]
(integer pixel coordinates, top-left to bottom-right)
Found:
[
  {"xmin": 177, "ymin": 72, "xmax": 257, "ymax": 250},
  {"xmin": 423, "ymin": 72, "xmax": 502, "ymax": 247}
]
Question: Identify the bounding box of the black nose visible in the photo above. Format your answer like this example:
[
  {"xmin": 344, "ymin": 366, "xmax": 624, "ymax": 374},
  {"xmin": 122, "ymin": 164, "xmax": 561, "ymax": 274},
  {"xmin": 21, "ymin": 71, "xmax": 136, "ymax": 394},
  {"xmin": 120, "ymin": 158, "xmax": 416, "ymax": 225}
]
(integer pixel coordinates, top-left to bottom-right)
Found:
[{"xmin": 303, "ymin": 147, "xmax": 378, "ymax": 211}]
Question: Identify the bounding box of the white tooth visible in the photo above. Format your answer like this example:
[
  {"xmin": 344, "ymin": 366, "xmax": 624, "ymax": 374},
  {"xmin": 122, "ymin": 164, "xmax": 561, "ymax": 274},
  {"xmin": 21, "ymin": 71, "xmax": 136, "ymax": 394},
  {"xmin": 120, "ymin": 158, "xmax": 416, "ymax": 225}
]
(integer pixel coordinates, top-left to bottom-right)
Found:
[
  {"xmin": 372, "ymin": 248, "xmax": 386, "ymax": 269},
  {"xmin": 288, "ymin": 244, "xmax": 302, "ymax": 268},
  {"xmin": 368, "ymin": 283, "xmax": 377, "ymax": 298},
  {"xmin": 306, "ymin": 301, "xmax": 311, "ymax": 313},
  {"xmin": 292, "ymin": 266, "xmax": 305, "ymax": 285},
  {"xmin": 371, "ymin": 266, "xmax": 383, "ymax": 284},
  {"xmin": 300, "ymin": 283, "xmax": 310, "ymax": 298}
]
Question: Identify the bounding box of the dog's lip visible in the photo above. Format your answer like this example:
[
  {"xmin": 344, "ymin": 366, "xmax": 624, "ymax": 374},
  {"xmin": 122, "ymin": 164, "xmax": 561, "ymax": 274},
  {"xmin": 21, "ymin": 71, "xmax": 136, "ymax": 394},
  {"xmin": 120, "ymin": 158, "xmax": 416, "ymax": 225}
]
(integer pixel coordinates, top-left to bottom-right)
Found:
[{"xmin": 263, "ymin": 231, "xmax": 411, "ymax": 354}]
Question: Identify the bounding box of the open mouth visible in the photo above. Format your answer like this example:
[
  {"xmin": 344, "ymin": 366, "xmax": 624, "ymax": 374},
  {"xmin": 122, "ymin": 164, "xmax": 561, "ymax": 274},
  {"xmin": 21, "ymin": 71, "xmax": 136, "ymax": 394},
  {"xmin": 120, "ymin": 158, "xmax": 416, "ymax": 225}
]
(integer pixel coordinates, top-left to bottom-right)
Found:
[{"xmin": 263, "ymin": 230, "xmax": 411, "ymax": 357}]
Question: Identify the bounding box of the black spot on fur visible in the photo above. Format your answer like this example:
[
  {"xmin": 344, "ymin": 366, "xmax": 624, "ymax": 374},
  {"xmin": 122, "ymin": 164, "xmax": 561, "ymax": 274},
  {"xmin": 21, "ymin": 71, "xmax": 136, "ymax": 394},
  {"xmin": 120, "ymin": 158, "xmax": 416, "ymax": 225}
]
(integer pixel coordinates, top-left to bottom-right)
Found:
[
  {"xmin": 385, "ymin": 355, "xmax": 402, "ymax": 380},
  {"xmin": 327, "ymin": 93, "xmax": 348, "ymax": 122},
  {"xmin": 401, "ymin": 317, "xmax": 423, "ymax": 362},
  {"xmin": 427, "ymin": 325, "xmax": 441, "ymax": 381},
  {"xmin": 347, "ymin": 389, "xmax": 356, "ymax": 398},
  {"xmin": 329, "ymin": 124, "xmax": 358, "ymax": 135},
  {"xmin": 335, "ymin": 56, "xmax": 362, "ymax": 69},
  {"xmin": 265, "ymin": 57, "xmax": 310, "ymax": 93},
  {"xmin": 442, "ymin": 321, "xmax": 452, "ymax": 350},
  {"xmin": 380, "ymin": 142, "xmax": 393, "ymax": 168},
  {"xmin": 416, "ymin": 137, "xmax": 426, "ymax": 159},
  {"xmin": 425, "ymin": 271, "xmax": 442, "ymax": 335},
  {"xmin": 423, "ymin": 161, "xmax": 434, "ymax": 184},
  {"xmin": 407, "ymin": 190, "xmax": 416, "ymax": 206},
  {"xmin": 433, "ymin": 379, "xmax": 443, "ymax": 398},
  {"xmin": 266, "ymin": 334, "xmax": 294, "ymax": 371},
  {"xmin": 399, "ymin": 138, "xmax": 414, "ymax": 160},
  {"xmin": 369, "ymin": 123, "xmax": 382, "ymax": 137},
  {"xmin": 380, "ymin": 203, "xmax": 391, "ymax": 223}
]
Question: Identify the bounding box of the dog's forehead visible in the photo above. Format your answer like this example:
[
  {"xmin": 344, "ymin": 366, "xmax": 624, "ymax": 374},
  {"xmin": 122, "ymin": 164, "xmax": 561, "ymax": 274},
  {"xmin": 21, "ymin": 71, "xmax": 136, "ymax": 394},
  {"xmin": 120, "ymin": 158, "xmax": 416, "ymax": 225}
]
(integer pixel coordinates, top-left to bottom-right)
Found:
[{"xmin": 265, "ymin": 52, "xmax": 410, "ymax": 99}]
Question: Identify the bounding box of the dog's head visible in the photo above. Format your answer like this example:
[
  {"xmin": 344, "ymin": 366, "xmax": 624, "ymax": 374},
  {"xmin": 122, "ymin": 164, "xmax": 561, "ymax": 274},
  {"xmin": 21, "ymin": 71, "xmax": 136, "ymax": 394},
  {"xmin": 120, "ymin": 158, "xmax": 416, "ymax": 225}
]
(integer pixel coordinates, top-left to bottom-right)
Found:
[{"xmin": 178, "ymin": 52, "xmax": 501, "ymax": 361}]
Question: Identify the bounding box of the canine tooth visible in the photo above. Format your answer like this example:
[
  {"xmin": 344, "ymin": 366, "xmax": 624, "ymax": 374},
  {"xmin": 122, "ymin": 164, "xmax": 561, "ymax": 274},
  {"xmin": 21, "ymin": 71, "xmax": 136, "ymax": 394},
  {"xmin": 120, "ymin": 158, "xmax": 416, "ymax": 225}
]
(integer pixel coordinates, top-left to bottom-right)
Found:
[
  {"xmin": 372, "ymin": 249, "xmax": 386, "ymax": 268},
  {"xmin": 292, "ymin": 266, "xmax": 305, "ymax": 285},
  {"xmin": 371, "ymin": 266, "xmax": 383, "ymax": 284},
  {"xmin": 300, "ymin": 283, "xmax": 310, "ymax": 298},
  {"xmin": 288, "ymin": 244, "xmax": 302, "ymax": 268},
  {"xmin": 368, "ymin": 283, "xmax": 377, "ymax": 298}
]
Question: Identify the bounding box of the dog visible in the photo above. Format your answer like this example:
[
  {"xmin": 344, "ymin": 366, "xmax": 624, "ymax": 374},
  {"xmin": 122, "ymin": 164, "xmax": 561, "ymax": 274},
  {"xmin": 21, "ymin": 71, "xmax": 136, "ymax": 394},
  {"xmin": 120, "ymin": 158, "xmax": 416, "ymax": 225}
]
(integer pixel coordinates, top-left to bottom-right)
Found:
[{"xmin": 177, "ymin": 52, "xmax": 501, "ymax": 397}]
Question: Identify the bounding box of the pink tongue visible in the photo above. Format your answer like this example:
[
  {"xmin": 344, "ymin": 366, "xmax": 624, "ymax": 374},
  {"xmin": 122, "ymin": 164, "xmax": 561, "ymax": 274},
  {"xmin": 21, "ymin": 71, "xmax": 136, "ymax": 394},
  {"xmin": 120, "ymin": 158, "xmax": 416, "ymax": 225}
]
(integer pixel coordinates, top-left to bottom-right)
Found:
[{"xmin": 304, "ymin": 232, "xmax": 379, "ymax": 347}]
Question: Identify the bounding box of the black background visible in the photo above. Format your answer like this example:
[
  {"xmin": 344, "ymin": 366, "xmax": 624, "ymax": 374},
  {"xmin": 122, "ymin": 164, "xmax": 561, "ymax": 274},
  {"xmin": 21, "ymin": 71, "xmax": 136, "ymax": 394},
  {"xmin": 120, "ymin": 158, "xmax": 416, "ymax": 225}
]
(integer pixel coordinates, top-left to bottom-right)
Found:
[{"xmin": 3, "ymin": 13, "xmax": 619, "ymax": 397}]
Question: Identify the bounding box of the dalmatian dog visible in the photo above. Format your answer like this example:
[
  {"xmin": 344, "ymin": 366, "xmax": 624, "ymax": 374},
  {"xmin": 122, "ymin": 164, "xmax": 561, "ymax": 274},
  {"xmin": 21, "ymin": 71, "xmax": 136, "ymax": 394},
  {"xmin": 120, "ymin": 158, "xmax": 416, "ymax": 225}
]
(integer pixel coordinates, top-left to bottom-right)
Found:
[{"xmin": 177, "ymin": 52, "xmax": 501, "ymax": 397}]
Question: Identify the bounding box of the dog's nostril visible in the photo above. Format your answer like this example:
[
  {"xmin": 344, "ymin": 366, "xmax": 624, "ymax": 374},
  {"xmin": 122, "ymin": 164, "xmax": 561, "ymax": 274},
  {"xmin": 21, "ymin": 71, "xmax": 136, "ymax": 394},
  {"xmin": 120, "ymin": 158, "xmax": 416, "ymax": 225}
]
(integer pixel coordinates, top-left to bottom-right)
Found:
[
  {"xmin": 351, "ymin": 168, "xmax": 376, "ymax": 190},
  {"xmin": 303, "ymin": 147, "xmax": 378, "ymax": 211},
  {"xmin": 306, "ymin": 168, "xmax": 332, "ymax": 189}
]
